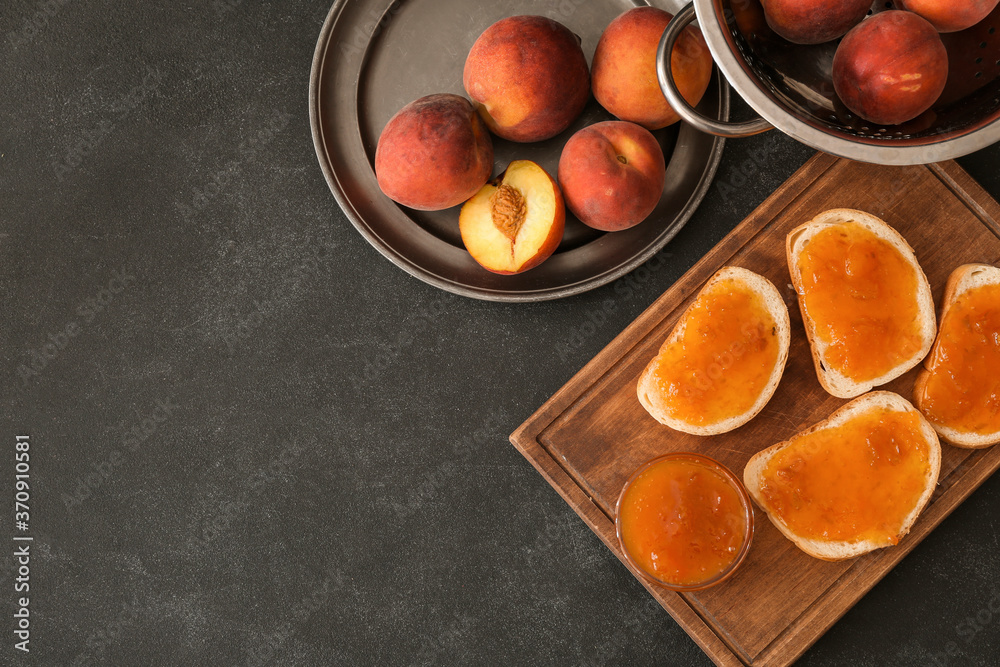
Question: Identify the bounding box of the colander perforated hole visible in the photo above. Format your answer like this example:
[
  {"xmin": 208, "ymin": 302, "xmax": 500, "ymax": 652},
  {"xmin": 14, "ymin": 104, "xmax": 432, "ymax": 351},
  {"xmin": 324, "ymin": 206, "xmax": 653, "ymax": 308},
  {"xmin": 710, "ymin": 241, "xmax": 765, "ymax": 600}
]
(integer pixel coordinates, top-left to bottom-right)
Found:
[
  {"xmin": 977, "ymin": 57, "xmax": 984, "ymax": 64},
  {"xmin": 981, "ymin": 42, "xmax": 989, "ymax": 49}
]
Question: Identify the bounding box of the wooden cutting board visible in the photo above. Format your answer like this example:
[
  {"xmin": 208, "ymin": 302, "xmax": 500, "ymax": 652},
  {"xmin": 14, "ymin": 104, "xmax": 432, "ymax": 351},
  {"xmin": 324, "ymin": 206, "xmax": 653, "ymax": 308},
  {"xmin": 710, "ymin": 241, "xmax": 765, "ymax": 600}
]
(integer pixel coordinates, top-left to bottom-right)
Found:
[{"xmin": 510, "ymin": 153, "xmax": 1000, "ymax": 667}]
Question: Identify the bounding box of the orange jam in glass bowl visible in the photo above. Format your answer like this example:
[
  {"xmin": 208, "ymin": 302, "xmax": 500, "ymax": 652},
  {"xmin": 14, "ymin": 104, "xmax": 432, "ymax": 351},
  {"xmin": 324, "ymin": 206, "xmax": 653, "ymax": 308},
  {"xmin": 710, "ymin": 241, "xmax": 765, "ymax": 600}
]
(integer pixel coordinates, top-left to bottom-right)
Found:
[
  {"xmin": 916, "ymin": 282, "xmax": 1000, "ymax": 436},
  {"xmin": 795, "ymin": 221, "xmax": 924, "ymax": 383},
  {"xmin": 616, "ymin": 453, "xmax": 753, "ymax": 590}
]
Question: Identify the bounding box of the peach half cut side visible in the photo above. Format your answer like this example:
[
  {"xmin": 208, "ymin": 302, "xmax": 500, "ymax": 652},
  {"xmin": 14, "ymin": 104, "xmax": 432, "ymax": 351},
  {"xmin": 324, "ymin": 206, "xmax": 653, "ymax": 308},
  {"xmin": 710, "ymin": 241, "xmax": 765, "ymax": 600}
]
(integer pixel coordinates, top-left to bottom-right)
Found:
[{"xmin": 459, "ymin": 160, "xmax": 565, "ymax": 275}]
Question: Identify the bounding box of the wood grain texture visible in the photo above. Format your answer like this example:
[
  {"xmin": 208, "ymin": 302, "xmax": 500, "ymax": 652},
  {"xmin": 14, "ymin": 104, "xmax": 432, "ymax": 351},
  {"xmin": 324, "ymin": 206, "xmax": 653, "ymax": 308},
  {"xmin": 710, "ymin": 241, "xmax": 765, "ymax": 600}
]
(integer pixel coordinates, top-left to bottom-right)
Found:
[{"xmin": 510, "ymin": 154, "xmax": 1000, "ymax": 667}]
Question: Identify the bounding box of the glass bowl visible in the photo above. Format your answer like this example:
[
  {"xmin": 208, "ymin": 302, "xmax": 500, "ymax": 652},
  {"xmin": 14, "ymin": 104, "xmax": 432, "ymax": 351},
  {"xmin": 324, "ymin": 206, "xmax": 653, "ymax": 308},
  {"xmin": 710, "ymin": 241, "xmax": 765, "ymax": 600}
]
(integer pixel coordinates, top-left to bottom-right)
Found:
[{"xmin": 615, "ymin": 452, "xmax": 754, "ymax": 591}]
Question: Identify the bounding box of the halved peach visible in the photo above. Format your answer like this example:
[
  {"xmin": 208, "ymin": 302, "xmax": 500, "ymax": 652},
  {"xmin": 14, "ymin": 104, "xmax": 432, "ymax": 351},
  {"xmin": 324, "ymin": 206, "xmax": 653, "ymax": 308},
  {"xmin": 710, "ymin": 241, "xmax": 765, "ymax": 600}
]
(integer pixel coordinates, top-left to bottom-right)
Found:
[{"xmin": 459, "ymin": 160, "xmax": 565, "ymax": 275}]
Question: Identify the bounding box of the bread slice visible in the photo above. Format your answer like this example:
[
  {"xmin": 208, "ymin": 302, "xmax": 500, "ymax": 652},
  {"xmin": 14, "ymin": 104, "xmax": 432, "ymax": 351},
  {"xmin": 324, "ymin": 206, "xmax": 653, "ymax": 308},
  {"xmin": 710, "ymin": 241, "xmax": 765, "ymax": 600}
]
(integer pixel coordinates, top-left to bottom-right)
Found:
[
  {"xmin": 637, "ymin": 266, "xmax": 791, "ymax": 436},
  {"xmin": 744, "ymin": 391, "xmax": 941, "ymax": 561},
  {"xmin": 914, "ymin": 264, "xmax": 1000, "ymax": 448},
  {"xmin": 786, "ymin": 208, "xmax": 936, "ymax": 399}
]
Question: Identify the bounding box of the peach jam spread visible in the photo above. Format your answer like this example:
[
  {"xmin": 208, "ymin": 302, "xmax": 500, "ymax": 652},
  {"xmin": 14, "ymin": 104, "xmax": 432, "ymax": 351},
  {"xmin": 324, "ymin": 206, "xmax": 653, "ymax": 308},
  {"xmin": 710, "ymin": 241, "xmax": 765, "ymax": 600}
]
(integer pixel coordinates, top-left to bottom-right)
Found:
[
  {"xmin": 917, "ymin": 283, "xmax": 1000, "ymax": 435},
  {"xmin": 795, "ymin": 221, "xmax": 923, "ymax": 382},
  {"xmin": 619, "ymin": 457, "xmax": 748, "ymax": 586},
  {"xmin": 759, "ymin": 408, "xmax": 931, "ymax": 546},
  {"xmin": 647, "ymin": 278, "xmax": 779, "ymax": 427}
]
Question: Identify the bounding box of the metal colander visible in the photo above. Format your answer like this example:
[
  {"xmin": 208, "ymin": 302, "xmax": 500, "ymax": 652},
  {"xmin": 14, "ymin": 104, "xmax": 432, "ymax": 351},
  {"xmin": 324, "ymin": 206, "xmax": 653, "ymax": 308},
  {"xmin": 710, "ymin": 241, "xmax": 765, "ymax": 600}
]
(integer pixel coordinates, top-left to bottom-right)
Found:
[{"xmin": 658, "ymin": 0, "xmax": 1000, "ymax": 164}]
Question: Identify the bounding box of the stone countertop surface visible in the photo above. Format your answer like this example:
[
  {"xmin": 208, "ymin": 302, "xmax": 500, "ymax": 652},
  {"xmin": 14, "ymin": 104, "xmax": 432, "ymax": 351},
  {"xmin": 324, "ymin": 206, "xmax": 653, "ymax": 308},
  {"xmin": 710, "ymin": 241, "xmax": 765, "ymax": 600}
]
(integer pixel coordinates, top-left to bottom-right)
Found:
[{"xmin": 3, "ymin": 1, "xmax": 998, "ymax": 665}]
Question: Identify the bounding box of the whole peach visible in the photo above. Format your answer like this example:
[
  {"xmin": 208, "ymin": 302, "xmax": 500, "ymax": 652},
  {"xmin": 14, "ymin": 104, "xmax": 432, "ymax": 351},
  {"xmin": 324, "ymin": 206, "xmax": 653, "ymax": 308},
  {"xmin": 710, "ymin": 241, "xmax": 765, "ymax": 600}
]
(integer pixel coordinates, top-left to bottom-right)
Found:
[
  {"xmin": 557, "ymin": 121, "xmax": 666, "ymax": 232},
  {"xmin": 591, "ymin": 7, "xmax": 713, "ymax": 130},
  {"xmin": 463, "ymin": 16, "xmax": 589, "ymax": 143},
  {"xmin": 760, "ymin": 0, "xmax": 871, "ymax": 44},
  {"xmin": 900, "ymin": 0, "xmax": 1000, "ymax": 33},
  {"xmin": 731, "ymin": 0, "xmax": 772, "ymax": 40},
  {"xmin": 833, "ymin": 11, "xmax": 948, "ymax": 126},
  {"xmin": 375, "ymin": 94, "xmax": 494, "ymax": 211}
]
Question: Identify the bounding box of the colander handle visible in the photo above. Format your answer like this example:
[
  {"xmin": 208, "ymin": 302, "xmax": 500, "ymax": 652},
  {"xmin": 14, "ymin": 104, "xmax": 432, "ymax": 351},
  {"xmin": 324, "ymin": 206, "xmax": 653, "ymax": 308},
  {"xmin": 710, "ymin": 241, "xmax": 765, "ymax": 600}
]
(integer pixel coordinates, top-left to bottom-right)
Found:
[{"xmin": 657, "ymin": 3, "xmax": 773, "ymax": 138}]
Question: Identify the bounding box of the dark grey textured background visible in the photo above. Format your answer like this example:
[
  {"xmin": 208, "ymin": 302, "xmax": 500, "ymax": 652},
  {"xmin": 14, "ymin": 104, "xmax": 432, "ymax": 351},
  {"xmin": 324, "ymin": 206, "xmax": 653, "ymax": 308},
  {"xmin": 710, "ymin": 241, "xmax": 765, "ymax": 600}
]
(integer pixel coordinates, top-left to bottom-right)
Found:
[{"xmin": 2, "ymin": 1, "xmax": 999, "ymax": 665}]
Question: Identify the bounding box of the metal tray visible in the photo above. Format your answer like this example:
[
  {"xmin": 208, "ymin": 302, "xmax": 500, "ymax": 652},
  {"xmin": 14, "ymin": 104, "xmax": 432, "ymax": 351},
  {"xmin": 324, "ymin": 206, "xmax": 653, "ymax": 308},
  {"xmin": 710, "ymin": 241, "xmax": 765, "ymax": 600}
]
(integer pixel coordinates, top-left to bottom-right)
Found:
[{"xmin": 309, "ymin": 0, "xmax": 728, "ymax": 302}]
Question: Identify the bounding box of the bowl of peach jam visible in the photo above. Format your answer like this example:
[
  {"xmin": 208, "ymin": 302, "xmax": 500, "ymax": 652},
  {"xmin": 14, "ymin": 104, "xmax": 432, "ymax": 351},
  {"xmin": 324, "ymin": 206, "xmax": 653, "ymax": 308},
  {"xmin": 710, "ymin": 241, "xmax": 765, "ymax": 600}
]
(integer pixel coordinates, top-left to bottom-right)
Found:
[{"xmin": 615, "ymin": 453, "xmax": 753, "ymax": 591}]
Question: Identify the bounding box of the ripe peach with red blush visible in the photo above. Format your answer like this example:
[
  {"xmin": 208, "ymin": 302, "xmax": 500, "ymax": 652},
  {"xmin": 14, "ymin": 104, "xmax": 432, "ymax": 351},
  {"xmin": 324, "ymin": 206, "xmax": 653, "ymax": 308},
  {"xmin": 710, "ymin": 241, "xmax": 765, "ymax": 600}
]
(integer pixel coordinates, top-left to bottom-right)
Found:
[
  {"xmin": 591, "ymin": 7, "xmax": 713, "ymax": 130},
  {"xmin": 899, "ymin": 0, "xmax": 1000, "ymax": 33},
  {"xmin": 375, "ymin": 94, "xmax": 494, "ymax": 211},
  {"xmin": 760, "ymin": 0, "xmax": 871, "ymax": 44},
  {"xmin": 463, "ymin": 16, "xmax": 590, "ymax": 143},
  {"xmin": 833, "ymin": 11, "xmax": 949, "ymax": 126},
  {"xmin": 558, "ymin": 121, "xmax": 666, "ymax": 232}
]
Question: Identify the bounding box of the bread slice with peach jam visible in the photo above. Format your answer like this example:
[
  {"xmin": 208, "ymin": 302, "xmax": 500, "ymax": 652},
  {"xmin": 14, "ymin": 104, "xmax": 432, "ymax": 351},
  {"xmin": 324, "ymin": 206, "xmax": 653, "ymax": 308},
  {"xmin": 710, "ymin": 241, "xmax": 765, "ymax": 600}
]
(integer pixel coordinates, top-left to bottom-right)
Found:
[
  {"xmin": 787, "ymin": 209, "xmax": 936, "ymax": 399},
  {"xmin": 914, "ymin": 264, "xmax": 1000, "ymax": 448},
  {"xmin": 637, "ymin": 266, "xmax": 790, "ymax": 436},
  {"xmin": 744, "ymin": 391, "xmax": 941, "ymax": 561}
]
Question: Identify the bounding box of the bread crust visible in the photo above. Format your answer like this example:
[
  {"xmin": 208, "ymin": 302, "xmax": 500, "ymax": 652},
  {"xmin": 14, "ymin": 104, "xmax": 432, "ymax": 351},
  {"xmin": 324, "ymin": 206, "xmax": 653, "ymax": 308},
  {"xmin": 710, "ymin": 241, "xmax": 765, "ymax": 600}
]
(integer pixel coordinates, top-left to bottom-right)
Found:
[
  {"xmin": 743, "ymin": 391, "xmax": 942, "ymax": 561},
  {"xmin": 636, "ymin": 266, "xmax": 790, "ymax": 436},
  {"xmin": 914, "ymin": 263, "xmax": 1000, "ymax": 448},
  {"xmin": 786, "ymin": 209, "xmax": 936, "ymax": 399}
]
